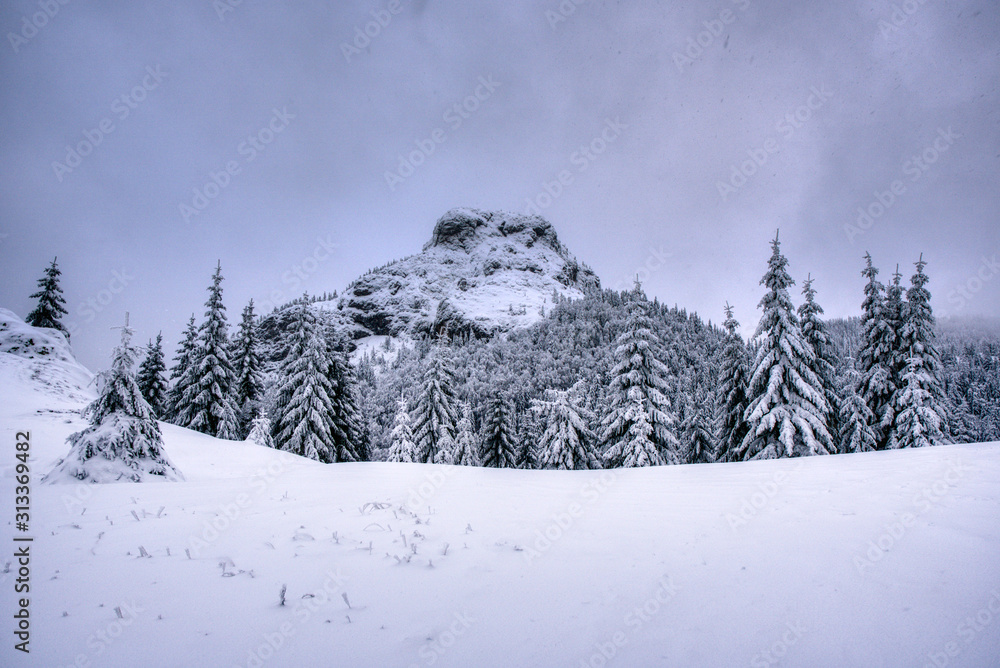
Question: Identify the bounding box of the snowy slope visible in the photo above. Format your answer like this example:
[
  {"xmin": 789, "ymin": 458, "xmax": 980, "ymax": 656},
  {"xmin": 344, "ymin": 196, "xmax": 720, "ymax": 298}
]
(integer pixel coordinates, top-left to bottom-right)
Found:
[
  {"xmin": 3, "ymin": 315, "xmax": 1000, "ymax": 667},
  {"xmin": 332, "ymin": 208, "xmax": 600, "ymax": 338}
]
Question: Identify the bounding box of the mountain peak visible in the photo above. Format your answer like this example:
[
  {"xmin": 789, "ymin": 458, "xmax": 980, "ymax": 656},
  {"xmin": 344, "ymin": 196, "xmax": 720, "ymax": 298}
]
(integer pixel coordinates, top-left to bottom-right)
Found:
[
  {"xmin": 425, "ymin": 208, "xmax": 563, "ymax": 255},
  {"xmin": 336, "ymin": 209, "xmax": 598, "ymax": 339}
]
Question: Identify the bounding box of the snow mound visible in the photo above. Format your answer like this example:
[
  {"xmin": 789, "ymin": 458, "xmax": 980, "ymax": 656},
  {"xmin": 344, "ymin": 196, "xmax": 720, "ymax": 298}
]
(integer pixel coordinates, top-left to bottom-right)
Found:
[
  {"xmin": 333, "ymin": 208, "xmax": 600, "ymax": 338},
  {"xmin": 0, "ymin": 307, "xmax": 94, "ymax": 412}
]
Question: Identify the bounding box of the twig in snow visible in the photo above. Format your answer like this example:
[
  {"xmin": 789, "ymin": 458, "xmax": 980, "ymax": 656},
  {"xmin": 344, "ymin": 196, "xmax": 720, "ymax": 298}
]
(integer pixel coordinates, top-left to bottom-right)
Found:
[
  {"xmin": 130, "ymin": 510, "xmax": 140, "ymax": 522},
  {"xmin": 279, "ymin": 584, "xmax": 287, "ymax": 607},
  {"xmin": 342, "ymin": 593, "xmax": 351, "ymax": 609}
]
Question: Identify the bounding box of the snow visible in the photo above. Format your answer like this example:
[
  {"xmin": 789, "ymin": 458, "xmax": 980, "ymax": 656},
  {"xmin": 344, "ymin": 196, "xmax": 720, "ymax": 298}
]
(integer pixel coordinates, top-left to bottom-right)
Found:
[{"xmin": 3, "ymin": 316, "xmax": 1000, "ymax": 666}]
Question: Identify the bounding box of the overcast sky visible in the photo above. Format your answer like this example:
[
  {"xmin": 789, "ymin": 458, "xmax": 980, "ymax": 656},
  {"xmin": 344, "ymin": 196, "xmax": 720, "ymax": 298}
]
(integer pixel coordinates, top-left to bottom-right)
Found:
[{"xmin": 2, "ymin": 0, "xmax": 998, "ymax": 371}]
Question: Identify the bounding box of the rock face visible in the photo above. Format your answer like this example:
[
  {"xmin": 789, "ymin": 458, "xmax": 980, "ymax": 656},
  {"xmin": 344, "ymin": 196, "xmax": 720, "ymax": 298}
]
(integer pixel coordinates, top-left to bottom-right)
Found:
[{"xmin": 333, "ymin": 208, "xmax": 599, "ymax": 339}]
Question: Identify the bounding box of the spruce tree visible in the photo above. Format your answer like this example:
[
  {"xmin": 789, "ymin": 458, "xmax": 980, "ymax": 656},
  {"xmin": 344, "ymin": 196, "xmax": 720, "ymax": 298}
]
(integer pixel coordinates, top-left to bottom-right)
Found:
[
  {"xmin": 45, "ymin": 316, "xmax": 182, "ymax": 483},
  {"xmin": 247, "ymin": 412, "xmax": 275, "ymax": 448},
  {"xmin": 167, "ymin": 315, "xmax": 198, "ymax": 426},
  {"xmin": 600, "ymin": 290, "xmax": 679, "ymax": 467},
  {"xmin": 738, "ymin": 232, "xmax": 834, "ymax": 460},
  {"xmin": 717, "ymin": 303, "xmax": 750, "ymax": 462},
  {"xmin": 889, "ymin": 255, "xmax": 949, "ymax": 448},
  {"xmin": 797, "ymin": 275, "xmax": 842, "ymax": 451},
  {"xmin": 855, "ymin": 253, "xmax": 895, "ymax": 449},
  {"xmin": 136, "ymin": 333, "xmax": 168, "ymax": 418},
  {"xmin": 232, "ymin": 300, "xmax": 264, "ymax": 439},
  {"xmin": 411, "ymin": 347, "xmax": 459, "ymax": 463},
  {"xmin": 839, "ymin": 364, "xmax": 878, "ymax": 453},
  {"xmin": 533, "ymin": 384, "xmax": 600, "ymax": 470},
  {"xmin": 26, "ymin": 256, "xmax": 69, "ymax": 339},
  {"xmin": 186, "ymin": 262, "xmax": 239, "ymax": 439},
  {"xmin": 452, "ymin": 402, "xmax": 480, "ymax": 466},
  {"xmin": 480, "ymin": 392, "xmax": 517, "ymax": 468},
  {"xmin": 325, "ymin": 336, "xmax": 364, "ymax": 462},
  {"xmin": 681, "ymin": 382, "xmax": 715, "ymax": 464},
  {"xmin": 271, "ymin": 303, "xmax": 339, "ymax": 462},
  {"xmin": 387, "ymin": 396, "xmax": 416, "ymax": 463}
]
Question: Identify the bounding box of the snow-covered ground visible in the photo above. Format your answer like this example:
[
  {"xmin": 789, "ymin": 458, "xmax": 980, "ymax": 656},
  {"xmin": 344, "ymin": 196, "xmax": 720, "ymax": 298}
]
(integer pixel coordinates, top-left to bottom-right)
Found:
[{"xmin": 2, "ymin": 314, "xmax": 1000, "ymax": 667}]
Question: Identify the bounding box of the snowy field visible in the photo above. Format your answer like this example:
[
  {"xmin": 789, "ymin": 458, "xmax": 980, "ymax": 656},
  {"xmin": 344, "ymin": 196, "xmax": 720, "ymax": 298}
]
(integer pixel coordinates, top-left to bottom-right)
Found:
[{"xmin": 2, "ymin": 335, "xmax": 1000, "ymax": 667}]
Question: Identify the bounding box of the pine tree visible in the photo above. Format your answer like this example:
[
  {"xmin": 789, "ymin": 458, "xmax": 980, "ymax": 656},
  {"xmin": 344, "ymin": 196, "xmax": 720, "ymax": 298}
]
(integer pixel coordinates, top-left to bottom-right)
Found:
[
  {"xmin": 717, "ymin": 303, "xmax": 749, "ymax": 462},
  {"xmin": 681, "ymin": 382, "xmax": 715, "ymax": 464},
  {"xmin": 838, "ymin": 364, "xmax": 877, "ymax": 453},
  {"xmin": 271, "ymin": 303, "xmax": 339, "ymax": 462},
  {"xmin": 600, "ymin": 290, "xmax": 679, "ymax": 467},
  {"xmin": 247, "ymin": 412, "xmax": 275, "ymax": 448},
  {"xmin": 167, "ymin": 315, "xmax": 199, "ymax": 426},
  {"xmin": 879, "ymin": 266, "xmax": 908, "ymax": 440},
  {"xmin": 232, "ymin": 300, "xmax": 264, "ymax": 439},
  {"xmin": 452, "ymin": 402, "xmax": 480, "ymax": 466},
  {"xmin": 186, "ymin": 262, "xmax": 239, "ymax": 439},
  {"xmin": 324, "ymin": 336, "xmax": 364, "ymax": 462},
  {"xmin": 45, "ymin": 316, "xmax": 182, "ymax": 483},
  {"xmin": 26, "ymin": 257, "xmax": 69, "ymax": 339},
  {"xmin": 136, "ymin": 333, "xmax": 168, "ymax": 418},
  {"xmin": 533, "ymin": 384, "xmax": 600, "ymax": 470},
  {"xmin": 480, "ymin": 393, "xmax": 518, "ymax": 468},
  {"xmin": 797, "ymin": 275, "xmax": 842, "ymax": 451},
  {"xmin": 855, "ymin": 253, "xmax": 895, "ymax": 449},
  {"xmin": 411, "ymin": 347, "xmax": 459, "ymax": 463},
  {"xmin": 738, "ymin": 232, "xmax": 834, "ymax": 460},
  {"xmin": 387, "ymin": 396, "xmax": 416, "ymax": 463},
  {"xmin": 889, "ymin": 255, "xmax": 949, "ymax": 448}
]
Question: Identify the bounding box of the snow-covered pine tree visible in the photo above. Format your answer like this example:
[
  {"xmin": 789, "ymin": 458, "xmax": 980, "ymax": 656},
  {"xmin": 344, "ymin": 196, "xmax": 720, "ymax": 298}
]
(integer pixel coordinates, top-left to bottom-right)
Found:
[
  {"xmin": 515, "ymin": 404, "xmax": 540, "ymax": 469},
  {"xmin": 532, "ymin": 383, "xmax": 600, "ymax": 470},
  {"xmin": 737, "ymin": 232, "xmax": 834, "ymax": 460},
  {"xmin": 599, "ymin": 288, "xmax": 679, "ymax": 467},
  {"xmin": 387, "ymin": 396, "xmax": 416, "ymax": 463},
  {"xmin": 185, "ymin": 262, "xmax": 239, "ymax": 440},
  {"xmin": 26, "ymin": 256, "xmax": 69, "ymax": 339},
  {"xmin": 480, "ymin": 392, "xmax": 518, "ymax": 468},
  {"xmin": 247, "ymin": 412, "xmax": 274, "ymax": 449},
  {"xmin": 232, "ymin": 300, "xmax": 264, "ymax": 439},
  {"xmin": 717, "ymin": 303, "xmax": 750, "ymax": 462},
  {"xmin": 889, "ymin": 255, "xmax": 949, "ymax": 448},
  {"xmin": 855, "ymin": 253, "xmax": 895, "ymax": 449},
  {"xmin": 681, "ymin": 381, "xmax": 715, "ymax": 464},
  {"xmin": 411, "ymin": 347, "xmax": 459, "ymax": 463},
  {"xmin": 324, "ymin": 335, "xmax": 364, "ymax": 462},
  {"xmin": 797, "ymin": 275, "xmax": 842, "ymax": 451},
  {"xmin": 45, "ymin": 315, "xmax": 182, "ymax": 483},
  {"xmin": 136, "ymin": 332, "xmax": 168, "ymax": 418},
  {"xmin": 452, "ymin": 402, "xmax": 480, "ymax": 466},
  {"xmin": 271, "ymin": 303, "xmax": 339, "ymax": 462},
  {"xmin": 166, "ymin": 315, "xmax": 198, "ymax": 426},
  {"xmin": 878, "ymin": 265, "xmax": 907, "ymax": 440},
  {"xmin": 434, "ymin": 434, "xmax": 456, "ymax": 464},
  {"xmin": 838, "ymin": 362, "xmax": 878, "ymax": 453}
]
